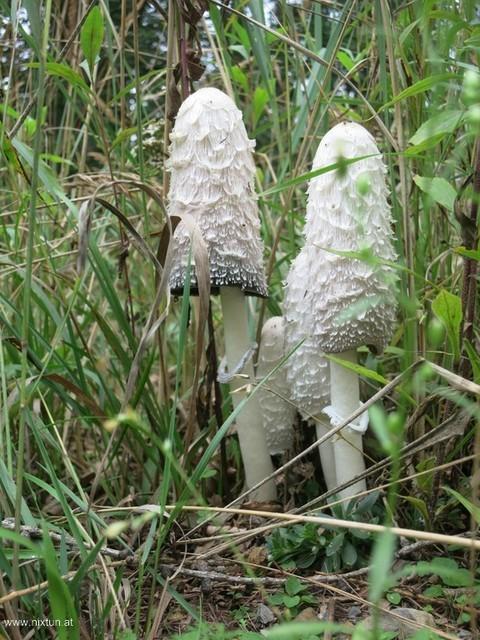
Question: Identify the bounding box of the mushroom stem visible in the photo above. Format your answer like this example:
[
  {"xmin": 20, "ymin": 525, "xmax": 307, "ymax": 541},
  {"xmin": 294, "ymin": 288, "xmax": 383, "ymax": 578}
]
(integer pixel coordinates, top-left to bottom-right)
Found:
[
  {"xmin": 220, "ymin": 286, "xmax": 276, "ymax": 501},
  {"xmin": 315, "ymin": 419, "xmax": 337, "ymax": 492},
  {"xmin": 330, "ymin": 350, "xmax": 367, "ymax": 502}
]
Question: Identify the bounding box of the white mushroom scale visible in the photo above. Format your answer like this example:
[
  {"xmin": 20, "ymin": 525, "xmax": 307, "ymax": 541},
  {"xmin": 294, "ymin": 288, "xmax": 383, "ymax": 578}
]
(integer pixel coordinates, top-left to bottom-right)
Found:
[{"xmin": 257, "ymin": 317, "xmax": 296, "ymax": 456}]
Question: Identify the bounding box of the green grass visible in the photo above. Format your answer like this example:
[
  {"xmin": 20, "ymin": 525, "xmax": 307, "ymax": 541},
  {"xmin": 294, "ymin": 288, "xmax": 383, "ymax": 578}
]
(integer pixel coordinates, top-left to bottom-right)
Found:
[{"xmin": 0, "ymin": 1, "xmax": 479, "ymax": 638}]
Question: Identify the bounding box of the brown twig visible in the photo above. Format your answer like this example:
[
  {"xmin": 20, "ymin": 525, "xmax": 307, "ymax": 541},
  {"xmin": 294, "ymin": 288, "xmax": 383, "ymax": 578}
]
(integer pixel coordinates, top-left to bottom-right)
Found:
[
  {"xmin": 192, "ymin": 454, "xmax": 475, "ymax": 559},
  {"xmin": 163, "ymin": 504, "xmax": 480, "ymax": 550},
  {"xmin": 0, "ymin": 518, "xmax": 133, "ymax": 561}
]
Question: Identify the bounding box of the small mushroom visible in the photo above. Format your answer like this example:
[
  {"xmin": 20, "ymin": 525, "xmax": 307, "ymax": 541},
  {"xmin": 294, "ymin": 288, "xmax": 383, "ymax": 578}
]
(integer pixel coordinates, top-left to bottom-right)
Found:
[
  {"xmin": 167, "ymin": 87, "xmax": 276, "ymax": 501},
  {"xmin": 257, "ymin": 317, "xmax": 296, "ymax": 456},
  {"xmin": 285, "ymin": 122, "xmax": 398, "ymax": 500}
]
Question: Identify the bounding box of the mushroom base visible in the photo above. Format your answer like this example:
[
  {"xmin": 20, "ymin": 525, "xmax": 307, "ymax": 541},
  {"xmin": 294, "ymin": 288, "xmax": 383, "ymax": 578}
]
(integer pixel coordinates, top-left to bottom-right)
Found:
[
  {"xmin": 330, "ymin": 350, "xmax": 367, "ymax": 503},
  {"xmin": 315, "ymin": 418, "xmax": 337, "ymax": 492}
]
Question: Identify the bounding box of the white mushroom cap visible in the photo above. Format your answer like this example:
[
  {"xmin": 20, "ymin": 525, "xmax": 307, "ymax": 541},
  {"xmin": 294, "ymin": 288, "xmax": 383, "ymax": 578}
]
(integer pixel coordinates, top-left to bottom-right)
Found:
[
  {"xmin": 284, "ymin": 122, "xmax": 397, "ymax": 414},
  {"xmin": 306, "ymin": 121, "xmax": 398, "ymax": 354},
  {"xmin": 257, "ymin": 317, "xmax": 296, "ymax": 455},
  {"xmin": 284, "ymin": 247, "xmax": 330, "ymax": 419},
  {"xmin": 167, "ymin": 87, "xmax": 268, "ymax": 297}
]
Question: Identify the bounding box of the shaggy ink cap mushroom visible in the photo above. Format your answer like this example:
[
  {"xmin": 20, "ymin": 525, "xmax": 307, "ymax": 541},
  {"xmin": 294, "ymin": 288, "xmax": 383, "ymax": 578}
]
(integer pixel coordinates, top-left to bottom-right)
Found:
[
  {"xmin": 257, "ymin": 317, "xmax": 296, "ymax": 456},
  {"xmin": 310, "ymin": 121, "xmax": 398, "ymax": 500},
  {"xmin": 167, "ymin": 87, "xmax": 268, "ymax": 298},
  {"xmin": 284, "ymin": 246, "xmax": 330, "ymax": 420},
  {"xmin": 284, "ymin": 247, "xmax": 336, "ymax": 491},
  {"xmin": 284, "ymin": 121, "xmax": 398, "ymax": 497},
  {"xmin": 166, "ymin": 88, "xmax": 275, "ymax": 502},
  {"xmin": 307, "ymin": 121, "xmax": 398, "ymax": 355}
]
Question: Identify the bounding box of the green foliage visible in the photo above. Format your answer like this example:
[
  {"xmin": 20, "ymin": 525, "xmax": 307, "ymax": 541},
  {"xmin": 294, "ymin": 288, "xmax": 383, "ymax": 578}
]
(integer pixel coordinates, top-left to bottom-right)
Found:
[
  {"xmin": 267, "ymin": 494, "xmax": 381, "ymax": 572},
  {"xmin": 42, "ymin": 529, "xmax": 79, "ymax": 640},
  {"xmin": 413, "ymin": 175, "xmax": 457, "ymax": 212},
  {"xmin": 268, "ymin": 577, "xmax": 317, "ymax": 619},
  {"xmin": 443, "ymin": 486, "xmax": 480, "ymax": 524},
  {"xmin": 431, "ymin": 290, "xmax": 463, "ymax": 361},
  {"xmin": 414, "ymin": 557, "xmax": 473, "ymax": 588},
  {"xmin": 80, "ymin": 6, "xmax": 105, "ymax": 75},
  {"xmin": 408, "ymin": 110, "xmax": 464, "ymax": 148},
  {"xmin": 369, "ymin": 529, "xmax": 396, "ymax": 604},
  {"xmin": 1, "ymin": 0, "xmax": 479, "ymax": 637}
]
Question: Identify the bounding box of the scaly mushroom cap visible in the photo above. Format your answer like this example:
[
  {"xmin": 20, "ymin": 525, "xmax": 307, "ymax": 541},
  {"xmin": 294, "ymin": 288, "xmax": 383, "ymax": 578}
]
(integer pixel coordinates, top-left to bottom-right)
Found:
[
  {"xmin": 167, "ymin": 87, "xmax": 268, "ymax": 297},
  {"xmin": 306, "ymin": 121, "xmax": 398, "ymax": 353},
  {"xmin": 284, "ymin": 247, "xmax": 330, "ymax": 419},
  {"xmin": 257, "ymin": 317, "xmax": 296, "ymax": 455}
]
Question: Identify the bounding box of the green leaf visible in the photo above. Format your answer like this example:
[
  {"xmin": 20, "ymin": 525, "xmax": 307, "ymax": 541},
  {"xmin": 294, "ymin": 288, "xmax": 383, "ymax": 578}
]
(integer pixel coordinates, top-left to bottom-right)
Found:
[
  {"xmin": 454, "ymin": 246, "xmax": 480, "ymax": 261},
  {"xmin": 464, "ymin": 340, "xmax": 480, "ymax": 384},
  {"xmin": 413, "ymin": 175, "xmax": 457, "ymax": 211},
  {"xmin": 403, "ymin": 496, "xmax": 430, "ymax": 524},
  {"xmin": 431, "ymin": 289, "xmax": 462, "ymax": 360},
  {"xmin": 252, "ymin": 86, "xmax": 269, "ymax": 126},
  {"xmin": 415, "ymin": 456, "xmax": 436, "ymax": 493},
  {"xmin": 404, "ymin": 133, "xmax": 449, "ymax": 157},
  {"xmin": 354, "ymin": 490, "xmax": 380, "ymax": 515},
  {"xmin": 285, "ymin": 576, "xmax": 304, "ymax": 596},
  {"xmin": 341, "ymin": 542, "xmax": 357, "ymax": 567},
  {"xmin": 69, "ymin": 537, "xmax": 105, "ymax": 594},
  {"xmin": 443, "ymin": 486, "xmax": 480, "ymax": 525},
  {"xmin": 327, "ymin": 354, "xmax": 388, "ymax": 385},
  {"xmin": 117, "ymin": 632, "xmax": 137, "ymax": 640},
  {"xmin": 381, "ymin": 73, "xmax": 457, "ymax": 110},
  {"xmin": 369, "ymin": 404, "xmax": 394, "ymax": 455},
  {"xmin": 111, "ymin": 127, "xmax": 138, "ymax": 150},
  {"xmin": 200, "ymin": 467, "xmax": 217, "ymax": 479},
  {"xmin": 80, "ymin": 6, "xmax": 105, "ymax": 73},
  {"xmin": 269, "ymin": 593, "xmax": 285, "ymax": 606},
  {"xmin": 39, "ymin": 155, "xmax": 75, "ymax": 171},
  {"xmin": 283, "ymin": 595, "xmax": 301, "ymax": 608},
  {"xmin": 23, "ymin": 0, "xmax": 42, "ymax": 52},
  {"xmin": 409, "ymin": 110, "xmax": 464, "ymax": 146},
  {"xmin": 260, "ymin": 153, "xmax": 380, "ymax": 198},
  {"xmin": 43, "ymin": 528, "xmax": 79, "ymax": 640},
  {"xmin": 336, "ymin": 50, "xmax": 355, "ymax": 71},
  {"xmin": 416, "ymin": 557, "xmax": 472, "ymax": 587},
  {"xmin": 108, "ymin": 69, "xmax": 166, "ymax": 104},
  {"xmin": 369, "ymin": 530, "xmax": 396, "ymax": 603},
  {"xmin": 12, "ymin": 139, "xmax": 76, "ymax": 214},
  {"xmin": 28, "ymin": 62, "xmax": 89, "ymax": 91},
  {"xmin": 326, "ymin": 533, "xmax": 344, "ymax": 557},
  {"xmin": 263, "ymin": 621, "xmax": 349, "ymax": 639},
  {"xmin": 231, "ymin": 65, "xmax": 249, "ymax": 92},
  {"xmin": 386, "ymin": 591, "xmax": 402, "ymax": 605}
]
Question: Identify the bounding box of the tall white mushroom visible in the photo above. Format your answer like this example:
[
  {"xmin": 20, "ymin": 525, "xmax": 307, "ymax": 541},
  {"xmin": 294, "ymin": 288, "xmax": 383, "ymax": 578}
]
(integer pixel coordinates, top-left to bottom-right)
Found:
[
  {"xmin": 167, "ymin": 87, "xmax": 276, "ymax": 502},
  {"xmin": 257, "ymin": 317, "xmax": 296, "ymax": 456},
  {"xmin": 285, "ymin": 122, "xmax": 397, "ymax": 501}
]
